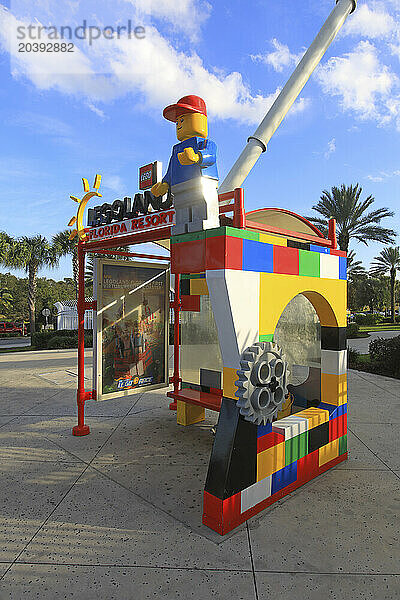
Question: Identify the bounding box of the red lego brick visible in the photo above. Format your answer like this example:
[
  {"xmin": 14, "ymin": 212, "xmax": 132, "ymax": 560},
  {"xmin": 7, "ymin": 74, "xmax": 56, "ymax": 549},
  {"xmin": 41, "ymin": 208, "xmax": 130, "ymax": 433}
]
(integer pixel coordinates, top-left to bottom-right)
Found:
[
  {"xmin": 330, "ymin": 249, "xmax": 347, "ymax": 257},
  {"xmin": 206, "ymin": 235, "xmax": 243, "ymax": 270},
  {"xmin": 180, "ymin": 295, "xmax": 200, "ymax": 311},
  {"xmin": 171, "ymin": 239, "xmax": 206, "ymax": 274},
  {"xmin": 257, "ymin": 431, "xmax": 285, "ymax": 453},
  {"xmin": 296, "ymin": 449, "xmax": 319, "ymax": 482},
  {"xmin": 329, "ymin": 413, "xmax": 347, "ymax": 442},
  {"xmin": 273, "ymin": 245, "xmax": 299, "ymax": 275}
]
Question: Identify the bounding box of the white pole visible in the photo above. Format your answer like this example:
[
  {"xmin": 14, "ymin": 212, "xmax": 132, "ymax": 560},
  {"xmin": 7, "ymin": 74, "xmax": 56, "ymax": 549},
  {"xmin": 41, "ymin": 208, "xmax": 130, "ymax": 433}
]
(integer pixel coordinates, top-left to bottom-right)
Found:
[{"xmin": 219, "ymin": 0, "xmax": 357, "ymax": 194}]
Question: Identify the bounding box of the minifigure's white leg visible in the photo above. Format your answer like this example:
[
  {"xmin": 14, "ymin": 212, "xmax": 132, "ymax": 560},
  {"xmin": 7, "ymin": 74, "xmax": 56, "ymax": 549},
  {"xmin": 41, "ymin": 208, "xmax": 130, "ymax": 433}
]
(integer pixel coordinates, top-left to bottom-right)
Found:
[
  {"xmin": 187, "ymin": 178, "xmax": 220, "ymax": 232},
  {"xmin": 172, "ymin": 207, "xmax": 190, "ymax": 236}
]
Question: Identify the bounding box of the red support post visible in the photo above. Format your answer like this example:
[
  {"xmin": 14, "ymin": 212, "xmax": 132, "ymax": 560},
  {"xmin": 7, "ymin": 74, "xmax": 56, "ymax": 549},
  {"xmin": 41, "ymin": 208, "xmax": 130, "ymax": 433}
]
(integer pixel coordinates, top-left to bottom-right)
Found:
[
  {"xmin": 72, "ymin": 242, "xmax": 90, "ymax": 436},
  {"xmin": 328, "ymin": 218, "xmax": 338, "ymax": 250},
  {"xmin": 233, "ymin": 188, "xmax": 245, "ymax": 228},
  {"xmin": 169, "ymin": 272, "xmax": 181, "ymax": 410}
]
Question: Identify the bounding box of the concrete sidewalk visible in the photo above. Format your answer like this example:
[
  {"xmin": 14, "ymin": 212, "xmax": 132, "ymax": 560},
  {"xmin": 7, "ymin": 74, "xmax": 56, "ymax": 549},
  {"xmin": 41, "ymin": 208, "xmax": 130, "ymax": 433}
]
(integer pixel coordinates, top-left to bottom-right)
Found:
[{"xmin": 0, "ymin": 349, "xmax": 399, "ymax": 599}]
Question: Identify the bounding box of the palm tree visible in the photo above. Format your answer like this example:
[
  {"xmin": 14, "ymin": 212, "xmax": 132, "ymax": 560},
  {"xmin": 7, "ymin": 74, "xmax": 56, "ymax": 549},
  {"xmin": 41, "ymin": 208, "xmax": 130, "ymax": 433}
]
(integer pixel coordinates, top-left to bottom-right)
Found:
[
  {"xmin": 347, "ymin": 250, "xmax": 366, "ymax": 281},
  {"xmin": 52, "ymin": 230, "xmax": 78, "ymax": 298},
  {"xmin": 0, "ymin": 288, "xmax": 13, "ymax": 319},
  {"xmin": 0, "ymin": 235, "xmax": 59, "ymax": 333},
  {"xmin": 306, "ymin": 184, "xmax": 395, "ymax": 252},
  {"xmin": 370, "ymin": 247, "xmax": 400, "ymax": 324}
]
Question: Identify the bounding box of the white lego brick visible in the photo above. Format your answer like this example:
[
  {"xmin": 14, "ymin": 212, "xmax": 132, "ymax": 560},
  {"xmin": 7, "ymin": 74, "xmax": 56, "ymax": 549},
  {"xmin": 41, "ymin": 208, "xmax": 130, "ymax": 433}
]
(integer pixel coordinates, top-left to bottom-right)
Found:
[
  {"xmin": 241, "ymin": 475, "xmax": 272, "ymax": 513},
  {"xmin": 272, "ymin": 415, "xmax": 309, "ymax": 439},
  {"xmin": 206, "ymin": 269, "xmax": 260, "ymax": 369},
  {"xmin": 321, "ymin": 349, "xmax": 347, "ymax": 375},
  {"xmin": 320, "ymin": 254, "xmax": 339, "ymax": 279}
]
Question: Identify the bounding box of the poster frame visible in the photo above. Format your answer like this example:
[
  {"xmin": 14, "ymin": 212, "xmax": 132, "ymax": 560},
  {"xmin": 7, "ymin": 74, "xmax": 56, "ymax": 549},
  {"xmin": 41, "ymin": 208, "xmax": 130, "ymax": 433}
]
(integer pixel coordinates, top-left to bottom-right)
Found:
[{"xmin": 94, "ymin": 257, "xmax": 170, "ymax": 402}]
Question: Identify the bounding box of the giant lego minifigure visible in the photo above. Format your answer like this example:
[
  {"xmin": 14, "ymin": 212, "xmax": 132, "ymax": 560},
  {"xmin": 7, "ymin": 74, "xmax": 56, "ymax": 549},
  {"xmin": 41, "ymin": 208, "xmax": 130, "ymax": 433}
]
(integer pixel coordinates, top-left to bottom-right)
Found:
[{"xmin": 151, "ymin": 95, "xmax": 220, "ymax": 235}]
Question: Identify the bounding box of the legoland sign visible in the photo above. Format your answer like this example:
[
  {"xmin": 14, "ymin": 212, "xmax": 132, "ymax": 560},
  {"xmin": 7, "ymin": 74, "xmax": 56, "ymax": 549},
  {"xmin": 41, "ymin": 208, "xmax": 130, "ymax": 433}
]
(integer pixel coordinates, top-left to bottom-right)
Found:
[
  {"xmin": 87, "ymin": 208, "xmax": 175, "ymax": 241},
  {"xmin": 86, "ymin": 160, "xmax": 175, "ymax": 239}
]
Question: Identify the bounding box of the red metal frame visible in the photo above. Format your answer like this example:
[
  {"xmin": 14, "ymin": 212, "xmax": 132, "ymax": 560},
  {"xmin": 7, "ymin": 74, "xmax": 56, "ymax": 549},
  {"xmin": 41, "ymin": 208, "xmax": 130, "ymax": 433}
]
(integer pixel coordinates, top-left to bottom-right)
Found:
[{"xmin": 168, "ymin": 273, "xmax": 181, "ymax": 410}]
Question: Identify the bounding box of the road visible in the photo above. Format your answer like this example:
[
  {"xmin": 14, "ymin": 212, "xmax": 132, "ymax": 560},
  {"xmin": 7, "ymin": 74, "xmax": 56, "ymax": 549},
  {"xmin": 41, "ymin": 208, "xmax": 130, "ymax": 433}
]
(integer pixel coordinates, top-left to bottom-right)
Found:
[
  {"xmin": 347, "ymin": 329, "xmax": 399, "ymax": 353},
  {"xmin": 0, "ymin": 336, "xmax": 31, "ymax": 348}
]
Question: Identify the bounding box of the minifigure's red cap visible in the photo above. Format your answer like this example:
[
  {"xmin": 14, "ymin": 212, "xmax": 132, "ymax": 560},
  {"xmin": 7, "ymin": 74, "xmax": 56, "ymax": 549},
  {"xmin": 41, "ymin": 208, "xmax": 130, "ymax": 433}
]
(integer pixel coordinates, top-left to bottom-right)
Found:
[{"xmin": 163, "ymin": 95, "xmax": 207, "ymax": 122}]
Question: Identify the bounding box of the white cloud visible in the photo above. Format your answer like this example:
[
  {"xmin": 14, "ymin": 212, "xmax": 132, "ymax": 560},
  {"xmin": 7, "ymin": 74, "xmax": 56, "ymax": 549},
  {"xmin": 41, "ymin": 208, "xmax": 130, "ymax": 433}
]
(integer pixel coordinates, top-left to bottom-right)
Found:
[
  {"xmin": 251, "ymin": 39, "xmax": 303, "ymax": 72},
  {"xmin": 102, "ymin": 174, "xmax": 125, "ymax": 194},
  {"xmin": 0, "ymin": 7, "xmax": 308, "ymax": 126},
  {"xmin": 125, "ymin": 0, "xmax": 211, "ymax": 41},
  {"xmin": 324, "ymin": 138, "xmax": 336, "ymax": 159},
  {"xmin": 367, "ymin": 170, "xmax": 400, "ymax": 182},
  {"xmin": 87, "ymin": 103, "xmax": 106, "ymax": 118},
  {"xmin": 316, "ymin": 40, "xmax": 400, "ymax": 127},
  {"xmin": 343, "ymin": 3, "xmax": 398, "ymax": 39}
]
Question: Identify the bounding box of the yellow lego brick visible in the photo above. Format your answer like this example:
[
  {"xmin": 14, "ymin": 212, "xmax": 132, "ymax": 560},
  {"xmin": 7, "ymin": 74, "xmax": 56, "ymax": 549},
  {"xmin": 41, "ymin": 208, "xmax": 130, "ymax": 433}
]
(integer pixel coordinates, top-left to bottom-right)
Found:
[
  {"xmin": 297, "ymin": 407, "xmax": 329, "ymax": 429},
  {"xmin": 259, "ymin": 273, "xmax": 347, "ymax": 332},
  {"xmin": 260, "ymin": 233, "xmax": 287, "ymax": 247},
  {"xmin": 321, "ymin": 373, "xmax": 347, "ymax": 406},
  {"xmin": 257, "ymin": 442, "xmax": 285, "ymax": 481},
  {"xmin": 223, "ymin": 367, "xmax": 238, "ymax": 400},
  {"xmin": 177, "ymin": 401, "xmax": 205, "ymax": 426},
  {"xmin": 319, "ymin": 439, "xmax": 339, "ymax": 467},
  {"xmin": 190, "ymin": 278, "xmax": 208, "ymax": 295}
]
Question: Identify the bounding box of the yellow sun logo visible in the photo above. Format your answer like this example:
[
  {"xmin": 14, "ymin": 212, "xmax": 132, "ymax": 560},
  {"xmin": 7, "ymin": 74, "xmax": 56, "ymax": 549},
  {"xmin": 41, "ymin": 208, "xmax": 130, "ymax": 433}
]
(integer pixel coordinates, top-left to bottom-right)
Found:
[{"xmin": 68, "ymin": 174, "xmax": 102, "ymax": 241}]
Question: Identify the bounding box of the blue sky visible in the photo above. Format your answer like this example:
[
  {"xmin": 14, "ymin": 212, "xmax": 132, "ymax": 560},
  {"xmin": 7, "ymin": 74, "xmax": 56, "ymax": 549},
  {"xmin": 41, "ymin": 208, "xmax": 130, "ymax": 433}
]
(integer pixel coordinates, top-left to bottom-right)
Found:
[{"xmin": 0, "ymin": 0, "xmax": 399, "ymax": 280}]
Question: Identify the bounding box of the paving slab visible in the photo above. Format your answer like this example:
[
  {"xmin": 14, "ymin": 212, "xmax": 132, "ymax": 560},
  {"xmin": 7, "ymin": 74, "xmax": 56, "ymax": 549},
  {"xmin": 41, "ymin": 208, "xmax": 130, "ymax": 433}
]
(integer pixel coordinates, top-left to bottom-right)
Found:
[
  {"xmin": 0, "ymin": 564, "xmax": 256, "ymax": 600},
  {"xmin": 18, "ymin": 466, "xmax": 251, "ymax": 569},
  {"xmin": 248, "ymin": 469, "xmax": 399, "ymax": 575},
  {"xmin": 336, "ymin": 430, "xmax": 390, "ymax": 471},
  {"xmin": 349, "ymin": 424, "xmax": 400, "ymax": 471},
  {"xmin": 0, "ymin": 415, "xmax": 123, "ymax": 463},
  {"xmin": 92, "ymin": 410, "xmax": 217, "ymax": 466},
  {"xmin": 255, "ymin": 572, "xmax": 400, "ymax": 599},
  {"xmin": 0, "ymin": 460, "xmax": 86, "ymax": 563},
  {"xmin": 347, "ymin": 372, "xmax": 400, "ymax": 424}
]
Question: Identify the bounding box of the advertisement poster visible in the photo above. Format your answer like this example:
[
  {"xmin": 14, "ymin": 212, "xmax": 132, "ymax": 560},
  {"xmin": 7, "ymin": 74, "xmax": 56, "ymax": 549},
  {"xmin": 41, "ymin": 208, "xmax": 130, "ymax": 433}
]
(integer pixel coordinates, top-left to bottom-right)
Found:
[{"xmin": 95, "ymin": 259, "xmax": 169, "ymax": 401}]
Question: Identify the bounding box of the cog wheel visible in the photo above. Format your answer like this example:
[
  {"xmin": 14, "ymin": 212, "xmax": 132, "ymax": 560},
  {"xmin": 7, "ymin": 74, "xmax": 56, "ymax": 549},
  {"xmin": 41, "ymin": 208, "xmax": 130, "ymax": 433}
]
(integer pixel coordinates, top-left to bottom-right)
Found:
[{"xmin": 235, "ymin": 342, "xmax": 290, "ymax": 425}]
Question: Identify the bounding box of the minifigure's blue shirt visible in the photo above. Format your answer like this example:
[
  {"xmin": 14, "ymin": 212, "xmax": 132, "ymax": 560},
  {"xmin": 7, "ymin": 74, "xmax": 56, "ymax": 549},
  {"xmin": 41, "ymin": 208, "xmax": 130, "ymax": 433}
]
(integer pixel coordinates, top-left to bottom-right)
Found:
[{"xmin": 162, "ymin": 137, "xmax": 218, "ymax": 186}]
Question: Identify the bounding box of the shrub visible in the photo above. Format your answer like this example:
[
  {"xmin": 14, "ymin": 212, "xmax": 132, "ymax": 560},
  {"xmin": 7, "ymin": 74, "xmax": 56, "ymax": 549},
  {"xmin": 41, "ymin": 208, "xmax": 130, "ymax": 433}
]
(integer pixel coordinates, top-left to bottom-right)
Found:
[
  {"xmin": 347, "ymin": 347, "xmax": 360, "ymax": 369},
  {"xmin": 32, "ymin": 329, "xmax": 93, "ymax": 349},
  {"xmin": 369, "ymin": 335, "xmax": 400, "ymax": 377},
  {"xmin": 346, "ymin": 322, "xmax": 360, "ymax": 338},
  {"xmin": 380, "ymin": 316, "xmax": 400, "ymax": 324},
  {"xmin": 353, "ymin": 313, "xmax": 383, "ymax": 326}
]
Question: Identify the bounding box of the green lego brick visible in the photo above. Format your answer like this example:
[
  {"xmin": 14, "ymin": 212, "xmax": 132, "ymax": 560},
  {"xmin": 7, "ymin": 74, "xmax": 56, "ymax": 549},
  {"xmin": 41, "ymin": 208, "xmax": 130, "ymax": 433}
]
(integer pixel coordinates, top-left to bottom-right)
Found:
[
  {"xmin": 171, "ymin": 230, "xmax": 206, "ymax": 244},
  {"xmin": 181, "ymin": 273, "xmax": 205, "ymax": 279},
  {"xmin": 285, "ymin": 431, "xmax": 308, "ymax": 465},
  {"xmin": 205, "ymin": 226, "xmax": 260, "ymax": 242},
  {"xmin": 299, "ymin": 249, "xmax": 320, "ymax": 277},
  {"xmin": 338, "ymin": 433, "xmax": 347, "ymax": 455},
  {"xmin": 259, "ymin": 334, "xmax": 274, "ymax": 342}
]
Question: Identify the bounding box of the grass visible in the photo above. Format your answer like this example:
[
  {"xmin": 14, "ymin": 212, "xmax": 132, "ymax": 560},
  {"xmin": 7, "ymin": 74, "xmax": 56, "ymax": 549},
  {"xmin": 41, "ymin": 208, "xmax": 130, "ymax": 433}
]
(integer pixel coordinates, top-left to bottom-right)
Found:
[{"xmin": 359, "ymin": 325, "xmax": 400, "ymax": 332}]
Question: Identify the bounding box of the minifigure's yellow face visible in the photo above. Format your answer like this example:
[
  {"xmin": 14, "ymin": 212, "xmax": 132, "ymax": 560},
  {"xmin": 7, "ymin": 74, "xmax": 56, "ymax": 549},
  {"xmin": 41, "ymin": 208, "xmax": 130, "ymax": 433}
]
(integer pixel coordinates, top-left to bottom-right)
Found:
[{"xmin": 176, "ymin": 113, "xmax": 208, "ymax": 141}]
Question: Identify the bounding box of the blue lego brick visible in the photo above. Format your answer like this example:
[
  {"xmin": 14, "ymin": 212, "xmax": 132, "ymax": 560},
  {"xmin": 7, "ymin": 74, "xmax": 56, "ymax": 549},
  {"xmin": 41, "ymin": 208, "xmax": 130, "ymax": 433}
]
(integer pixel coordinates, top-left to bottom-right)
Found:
[
  {"xmin": 329, "ymin": 403, "xmax": 348, "ymax": 420},
  {"xmin": 339, "ymin": 256, "xmax": 347, "ymax": 280},
  {"xmin": 257, "ymin": 422, "xmax": 272, "ymax": 438},
  {"xmin": 310, "ymin": 245, "xmax": 330, "ymax": 254},
  {"xmin": 271, "ymin": 461, "xmax": 298, "ymax": 495},
  {"xmin": 243, "ymin": 239, "xmax": 273, "ymax": 272},
  {"xmin": 318, "ymin": 402, "xmax": 338, "ymax": 417}
]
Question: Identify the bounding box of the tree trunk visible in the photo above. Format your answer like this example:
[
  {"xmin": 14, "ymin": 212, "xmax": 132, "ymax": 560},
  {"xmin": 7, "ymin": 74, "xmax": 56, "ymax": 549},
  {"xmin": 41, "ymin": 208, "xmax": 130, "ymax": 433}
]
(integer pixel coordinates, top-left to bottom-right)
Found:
[
  {"xmin": 72, "ymin": 248, "xmax": 78, "ymax": 300},
  {"xmin": 338, "ymin": 230, "xmax": 349, "ymax": 252},
  {"xmin": 28, "ymin": 263, "xmax": 37, "ymax": 334},
  {"xmin": 391, "ymin": 268, "xmax": 396, "ymax": 324}
]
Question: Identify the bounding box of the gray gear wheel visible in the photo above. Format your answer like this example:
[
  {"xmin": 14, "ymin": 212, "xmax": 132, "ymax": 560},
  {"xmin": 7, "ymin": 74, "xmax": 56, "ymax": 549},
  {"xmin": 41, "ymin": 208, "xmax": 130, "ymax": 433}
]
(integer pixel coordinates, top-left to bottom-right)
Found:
[{"xmin": 235, "ymin": 342, "xmax": 290, "ymax": 425}]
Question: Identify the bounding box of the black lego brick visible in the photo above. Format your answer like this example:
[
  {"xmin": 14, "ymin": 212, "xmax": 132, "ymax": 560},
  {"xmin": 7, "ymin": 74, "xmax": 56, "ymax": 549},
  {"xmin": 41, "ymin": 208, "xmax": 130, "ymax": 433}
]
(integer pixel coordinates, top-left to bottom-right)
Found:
[
  {"xmin": 321, "ymin": 326, "xmax": 347, "ymax": 350},
  {"xmin": 205, "ymin": 398, "xmax": 257, "ymax": 500},
  {"xmin": 287, "ymin": 239, "xmax": 310, "ymax": 251},
  {"xmin": 180, "ymin": 279, "xmax": 190, "ymax": 296},
  {"xmin": 308, "ymin": 421, "xmax": 329, "ymax": 453},
  {"xmin": 200, "ymin": 368, "xmax": 222, "ymax": 390}
]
